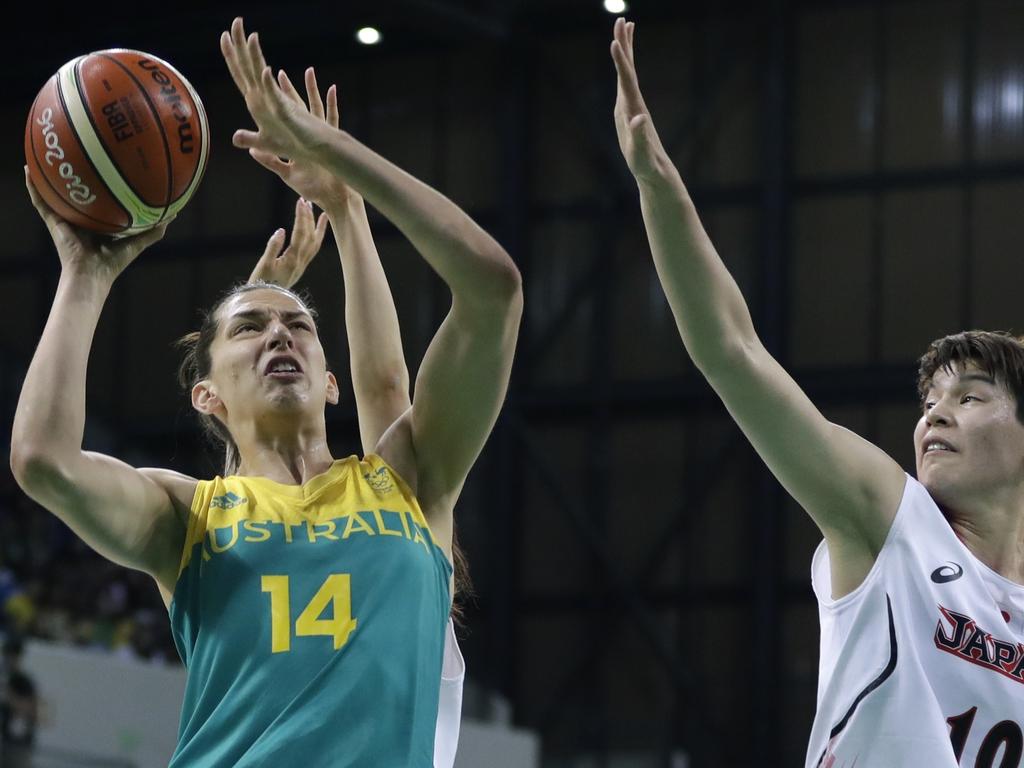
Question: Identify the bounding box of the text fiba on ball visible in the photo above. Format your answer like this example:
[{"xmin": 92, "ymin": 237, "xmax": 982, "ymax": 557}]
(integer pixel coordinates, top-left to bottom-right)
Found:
[{"xmin": 101, "ymin": 57, "xmax": 197, "ymax": 155}]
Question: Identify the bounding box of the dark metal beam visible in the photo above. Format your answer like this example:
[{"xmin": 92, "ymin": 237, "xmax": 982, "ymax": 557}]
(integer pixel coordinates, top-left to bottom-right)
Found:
[{"xmin": 751, "ymin": 2, "xmax": 792, "ymax": 763}]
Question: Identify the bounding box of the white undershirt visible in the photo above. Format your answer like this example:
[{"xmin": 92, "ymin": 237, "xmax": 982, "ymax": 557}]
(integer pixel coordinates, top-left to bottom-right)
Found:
[{"xmin": 434, "ymin": 619, "xmax": 465, "ymax": 768}]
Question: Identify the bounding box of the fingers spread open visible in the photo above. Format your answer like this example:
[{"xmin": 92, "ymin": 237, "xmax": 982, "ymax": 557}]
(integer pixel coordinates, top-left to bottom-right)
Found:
[
  {"xmin": 247, "ymin": 32, "xmax": 269, "ymax": 83},
  {"xmin": 327, "ymin": 84, "xmax": 339, "ymax": 128},
  {"xmin": 305, "ymin": 68, "xmax": 325, "ymax": 120},
  {"xmin": 277, "ymin": 69, "xmax": 304, "ymax": 105},
  {"xmin": 221, "ymin": 31, "xmax": 247, "ymax": 93},
  {"xmin": 248, "ymin": 147, "xmax": 291, "ymax": 177},
  {"xmin": 230, "ymin": 18, "xmax": 253, "ymax": 79},
  {"xmin": 260, "ymin": 66, "xmax": 286, "ymax": 112},
  {"xmin": 232, "ymin": 129, "xmax": 261, "ymax": 149},
  {"xmin": 292, "ymin": 198, "xmax": 313, "ymax": 243},
  {"xmin": 313, "ymin": 211, "xmax": 329, "ymax": 247},
  {"xmin": 261, "ymin": 228, "xmax": 287, "ymax": 263}
]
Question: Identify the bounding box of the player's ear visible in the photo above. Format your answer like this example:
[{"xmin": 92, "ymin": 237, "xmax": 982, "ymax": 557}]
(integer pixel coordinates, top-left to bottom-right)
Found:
[
  {"xmin": 192, "ymin": 380, "xmax": 223, "ymax": 416},
  {"xmin": 326, "ymin": 371, "xmax": 339, "ymax": 406}
]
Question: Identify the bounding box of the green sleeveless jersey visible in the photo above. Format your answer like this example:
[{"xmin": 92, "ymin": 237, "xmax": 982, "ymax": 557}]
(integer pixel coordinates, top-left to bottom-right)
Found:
[{"xmin": 168, "ymin": 455, "xmax": 452, "ymax": 767}]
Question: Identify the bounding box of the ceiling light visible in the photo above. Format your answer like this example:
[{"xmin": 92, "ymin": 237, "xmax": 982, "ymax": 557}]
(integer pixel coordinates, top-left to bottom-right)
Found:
[{"xmin": 356, "ymin": 27, "xmax": 381, "ymax": 45}]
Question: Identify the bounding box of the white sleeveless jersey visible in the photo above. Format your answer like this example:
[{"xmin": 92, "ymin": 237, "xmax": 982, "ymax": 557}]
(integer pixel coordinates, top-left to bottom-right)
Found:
[
  {"xmin": 434, "ymin": 618, "xmax": 465, "ymax": 768},
  {"xmin": 806, "ymin": 474, "xmax": 1024, "ymax": 768}
]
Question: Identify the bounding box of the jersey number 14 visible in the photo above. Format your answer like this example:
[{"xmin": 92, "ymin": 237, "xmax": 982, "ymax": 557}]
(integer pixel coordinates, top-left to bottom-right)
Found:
[{"xmin": 261, "ymin": 574, "xmax": 358, "ymax": 654}]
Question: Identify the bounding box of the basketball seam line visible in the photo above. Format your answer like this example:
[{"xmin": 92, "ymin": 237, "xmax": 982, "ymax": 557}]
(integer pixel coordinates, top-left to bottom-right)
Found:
[
  {"xmin": 120, "ymin": 49, "xmax": 210, "ymax": 212},
  {"xmin": 37, "ymin": 73, "xmax": 131, "ymax": 229},
  {"xmin": 95, "ymin": 53, "xmax": 174, "ymax": 216},
  {"xmin": 59, "ymin": 59, "xmax": 158, "ymax": 229}
]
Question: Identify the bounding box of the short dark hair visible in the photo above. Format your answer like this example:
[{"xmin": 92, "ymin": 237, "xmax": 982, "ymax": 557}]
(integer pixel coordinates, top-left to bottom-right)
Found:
[
  {"xmin": 917, "ymin": 330, "xmax": 1024, "ymax": 423},
  {"xmin": 176, "ymin": 281, "xmax": 318, "ymax": 475}
]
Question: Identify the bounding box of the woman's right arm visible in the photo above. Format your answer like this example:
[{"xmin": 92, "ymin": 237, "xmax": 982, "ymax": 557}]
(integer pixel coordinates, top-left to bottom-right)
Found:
[
  {"xmin": 611, "ymin": 19, "xmax": 905, "ymax": 597},
  {"xmin": 9, "ymin": 170, "xmax": 189, "ymax": 592}
]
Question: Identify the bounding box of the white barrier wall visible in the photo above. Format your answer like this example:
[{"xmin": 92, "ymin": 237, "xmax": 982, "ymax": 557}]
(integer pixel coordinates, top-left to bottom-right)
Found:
[
  {"xmin": 22, "ymin": 639, "xmax": 539, "ymax": 768},
  {"xmin": 24, "ymin": 641, "xmax": 185, "ymax": 767}
]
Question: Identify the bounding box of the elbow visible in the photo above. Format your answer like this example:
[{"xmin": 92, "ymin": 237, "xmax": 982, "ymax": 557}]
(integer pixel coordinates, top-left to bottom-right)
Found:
[
  {"xmin": 691, "ymin": 335, "xmax": 761, "ymax": 380},
  {"xmin": 10, "ymin": 445, "xmax": 70, "ymax": 496},
  {"xmin": 487, "ymin": 248, "xmax": 524, "ymax": 308},
  {"xmin": 9, "ymin": 444, "xmax": 36, "ymax": 487},
  {"xmin": 491, "ymin": 259, "xmax": 524, "ymax": 329},
  {"xmin": 448, "ymin": 240, "xmax": 523, "ymax": 321},
  {"xmin": 372, "ymin": 367, "xmax": 411, "ymax": 398}
]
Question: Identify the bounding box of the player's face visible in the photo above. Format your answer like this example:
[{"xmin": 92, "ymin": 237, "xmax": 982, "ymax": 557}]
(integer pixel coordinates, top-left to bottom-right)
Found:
[
  {"xmin": 914, "ymin": 362, "xmax": 1024, "ymax": 508},
  {"xmin": 205, "ymin": 289, "xmax": 338, "ymax": 422}
]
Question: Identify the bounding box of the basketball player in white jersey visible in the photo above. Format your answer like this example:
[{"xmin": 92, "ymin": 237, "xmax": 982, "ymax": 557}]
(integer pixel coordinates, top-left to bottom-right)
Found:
[
  {"xmin": 239, "ymin": 70, "xmax": 466, "ymax": 768},
  {"xmin": 611, "ymin": 18, "xmax": 1024, "ymax": 767}
]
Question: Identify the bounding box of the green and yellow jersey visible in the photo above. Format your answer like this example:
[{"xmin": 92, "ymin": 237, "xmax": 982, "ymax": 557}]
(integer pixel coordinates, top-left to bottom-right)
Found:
[{"xmin": 168, "ymin": 454, "xmax": 452, "ymax": 767}]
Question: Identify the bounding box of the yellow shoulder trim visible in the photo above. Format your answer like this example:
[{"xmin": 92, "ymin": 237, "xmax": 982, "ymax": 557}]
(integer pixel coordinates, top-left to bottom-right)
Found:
[
  {"xmin": 176, "ymin": 476, "xmax": 219, "ymax": 578},
  {"xmin": 362, "ymin": 454, "xmax": 436, "ymax": 539}
]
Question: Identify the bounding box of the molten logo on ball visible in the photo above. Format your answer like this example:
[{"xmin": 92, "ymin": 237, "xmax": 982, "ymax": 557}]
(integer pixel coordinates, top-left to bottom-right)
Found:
[{"xmin": 138, "ymin": 58, "xmax": 196, "ymax": 155}]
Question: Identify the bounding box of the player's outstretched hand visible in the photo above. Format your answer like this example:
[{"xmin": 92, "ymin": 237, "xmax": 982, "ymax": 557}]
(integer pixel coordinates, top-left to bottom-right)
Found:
[
  {"xmin": 25, "ymin": 166, "xmax": 169, "ymax": 282},
  {"xmin": 248, "ymin": 197, "xmax": 329, "ymax": 289},
  {"xmin": 220, "ymin": 17, "xmax": 323, "ymax": 163},
  {"xmin": 247, "ymin": 67, "xmax": 361, "ymax": 214},
  {"xmin": 610, "ymin": 18, "xmax": 673, "ymax": 183}
]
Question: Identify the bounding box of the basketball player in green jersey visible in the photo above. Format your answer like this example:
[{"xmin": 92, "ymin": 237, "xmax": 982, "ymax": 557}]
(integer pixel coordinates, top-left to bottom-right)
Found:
[
  {"xmin": 10, "ymin": 17, "xmax": 521, "ymax": 767},
  {"xmin": 240, "ymin": 73, "xmax": 467, "ymax": 766}
]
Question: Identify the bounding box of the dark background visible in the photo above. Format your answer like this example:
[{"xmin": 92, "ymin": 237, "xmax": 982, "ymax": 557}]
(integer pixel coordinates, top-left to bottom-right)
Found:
[{"xmin": 3, "ymin": 1, "xmax": 1024, "ymax": 765}]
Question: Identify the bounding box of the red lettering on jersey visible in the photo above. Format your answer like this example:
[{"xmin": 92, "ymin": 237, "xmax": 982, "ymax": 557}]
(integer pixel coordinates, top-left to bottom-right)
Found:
[{"xmin": 934, "ymin": 605, "xmax": 1024, "ymax": 684}]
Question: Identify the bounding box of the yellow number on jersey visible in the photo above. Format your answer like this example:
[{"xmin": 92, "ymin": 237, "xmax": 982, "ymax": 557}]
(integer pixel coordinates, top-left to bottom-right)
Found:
[
  {"xmin": 296, "ymin": 574, "xmax": 358, "ymax": 650},
  {"xmin": 261, "ymin": 575, "xmax": 291, "ymax": 653},
  {"xmin": 261, "ymin": 574, "xmax": 358, "ymax": 654}
]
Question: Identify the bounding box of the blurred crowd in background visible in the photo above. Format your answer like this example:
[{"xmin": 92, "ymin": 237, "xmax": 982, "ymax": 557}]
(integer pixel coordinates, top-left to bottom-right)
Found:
[{"xmin": 0, "ymin": 473, "xmax": 179, "ymax": 665}]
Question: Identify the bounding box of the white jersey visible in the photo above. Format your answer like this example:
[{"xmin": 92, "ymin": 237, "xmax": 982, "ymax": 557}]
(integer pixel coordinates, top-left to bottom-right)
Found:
[
  {"xmin": 807, "ymin": 474, "xmax": 1024, "ymax": 768},
  {"xmin": 434, "ymin": 618, "xmax": 466, "ymax": 768}
]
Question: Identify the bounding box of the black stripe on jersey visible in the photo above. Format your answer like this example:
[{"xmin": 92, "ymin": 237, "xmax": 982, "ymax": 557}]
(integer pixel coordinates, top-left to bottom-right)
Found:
[{"xmin": 815, "ymin": 593, "xmax": 898, "ymax": 768}]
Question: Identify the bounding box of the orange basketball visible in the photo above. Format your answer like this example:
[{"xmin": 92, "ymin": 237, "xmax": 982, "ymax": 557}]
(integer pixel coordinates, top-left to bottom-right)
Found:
[{"xmin": 25, "ymin": 49, "xmax": 209, "ymax": 236}]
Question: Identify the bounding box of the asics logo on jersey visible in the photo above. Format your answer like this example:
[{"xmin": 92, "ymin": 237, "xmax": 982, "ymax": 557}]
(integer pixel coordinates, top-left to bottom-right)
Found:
[
  {"xmin": 364, "ymin": 467, "xmax": 394, "ymax": 493},
  {"xmin": 934, "ymin": 605, "xmax": 1024, "ymax": 684},
  {"xmin": 210, "ymin": 492, "xmax": 248, "ymax": 510},
  {"xmin": 930, "ymin": 561, "xmax": 964, "ymax": 583}
]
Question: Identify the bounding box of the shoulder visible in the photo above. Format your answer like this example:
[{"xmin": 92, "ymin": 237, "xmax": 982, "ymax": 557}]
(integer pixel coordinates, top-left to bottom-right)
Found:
[{"xmin": 818, "ymin": 473, "xmax": 949, "ymax": 600}]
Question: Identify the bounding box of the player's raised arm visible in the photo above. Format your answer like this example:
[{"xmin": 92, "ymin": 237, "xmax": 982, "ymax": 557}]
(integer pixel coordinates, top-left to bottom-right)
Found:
[
  {"xmin": 9, "ymin": 171, "xmax": 190, "ymax": 593},
  {"xmin": 221, "ymin": 19, "xmax": 521, "ymax": 537},
  {"xmin": 611, "ymin": 18, "xmax": 905, "ymax": 596},
  {"xmin": 243, "ymin": 69, "xmax": 411, "ymax": 454}
]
